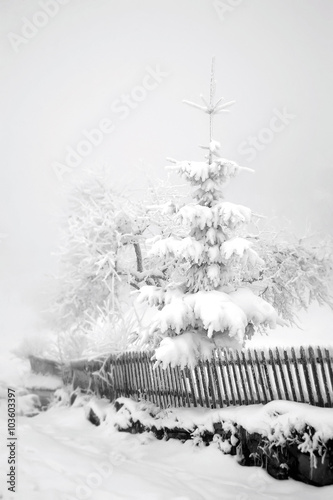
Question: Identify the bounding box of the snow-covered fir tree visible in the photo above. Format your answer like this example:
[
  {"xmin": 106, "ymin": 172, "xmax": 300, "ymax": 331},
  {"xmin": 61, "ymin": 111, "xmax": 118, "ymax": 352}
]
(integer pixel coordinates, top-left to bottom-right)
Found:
[{"xmin": 138, "ymin": 60, "xmax": 285, "ymax": 368}]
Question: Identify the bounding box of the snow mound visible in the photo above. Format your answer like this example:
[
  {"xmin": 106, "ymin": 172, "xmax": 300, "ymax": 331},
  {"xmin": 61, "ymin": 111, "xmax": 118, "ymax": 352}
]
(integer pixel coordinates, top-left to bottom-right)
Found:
[
  {"xmin": 17, "ymin": 394, "xmax": 41, "ymax": 416},
  {"xmin": 154, "ymin": 331, "xmax": 214, "ymax": 369}
]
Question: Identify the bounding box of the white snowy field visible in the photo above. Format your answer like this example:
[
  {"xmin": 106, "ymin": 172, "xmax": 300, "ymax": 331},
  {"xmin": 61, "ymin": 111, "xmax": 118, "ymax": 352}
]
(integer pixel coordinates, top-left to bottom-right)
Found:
[{"xmin": 1, "ymin": 401, "xmax": 333, "ymax": 500}]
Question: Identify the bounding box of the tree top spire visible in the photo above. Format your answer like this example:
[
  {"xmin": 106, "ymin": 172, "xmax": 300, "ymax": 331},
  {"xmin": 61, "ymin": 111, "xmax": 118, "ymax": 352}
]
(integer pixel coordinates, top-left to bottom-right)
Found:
[{"xmin": 182, "ymin": 58, "xmax": 235, "ymax": 163}]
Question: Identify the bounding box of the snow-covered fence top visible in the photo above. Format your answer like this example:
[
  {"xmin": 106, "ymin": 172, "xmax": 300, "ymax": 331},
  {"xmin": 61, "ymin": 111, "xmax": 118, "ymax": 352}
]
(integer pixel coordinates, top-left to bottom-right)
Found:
[{"xmin": 59, "ymin": 346, "xmax": 333, "ymax": 409}]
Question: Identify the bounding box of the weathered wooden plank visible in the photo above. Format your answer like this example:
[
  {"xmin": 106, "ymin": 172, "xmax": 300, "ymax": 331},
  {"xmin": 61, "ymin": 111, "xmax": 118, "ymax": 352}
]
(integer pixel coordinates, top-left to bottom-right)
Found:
[
  {"xmin": 308, "ymin": 346, "xmax": 324, "ymax": 407},
  {"xmin": 217, "ymin": 350, "xmax": 230, "ymax": 406},
  {"xmin": 180, "ymin": 368, "xmax": 191, "ymax": 407},
  {"xmin": 317, "ymin": 347, "xmax": 332, "ymax": 407},
  {"xmin": 205, "ymin": 359, "xmax": 217, "ymax": 408},
  {"xmin": 166, "ymin": 364, "xmax": 174, "ymax": 407},
  {"xmin": 145, "ymin": 353, "xmax": 156, "ymax": 405},
  {"xmin": 223, "ymin": 349, "xmax": 236, "ymax": 406},
  {"xmin": 130, "ymin": 353, "xmax": 139, "ymax": 398},
  {"xmin": 137, "ymin": 353, "xmax": 147, "ymax": 401},
  {"xmin": 211, "ymin": 354, "xmax": 223, "ymax": 408},
  {"xmin": 150, "ymin": 359, "xmax": 157, "ymax": 405},
  {"xmin": 104, "ymin": 356, "xmax": 113, "ymax": 399},
  {"xmin": 283, "ymin": 349, "xmax": 297, "ymax": 402},
  {"xmin": 324, "ymin": 348, "xmax": 333, "ymax": 395},
  {"xmin": 235, "ymin": 350, "xmax": 249, "ymax": 405},
  {"xmin": 274, "ymin": 348, "xmax": 289, "ymax": 400},
  {"xmin": 185, "ymin": 367, "xmax": 197, "ymax": 407},
  {"xmin": 198, "ymin": 360, "xmax": 210, "ymax": 408},
  {"xmin": 254, "ymin": 350, "xmax": 267, "ymax": 403},
  {"xmin": 262, "ymin": 350, "xmax": 274, "ymax": 401},
  {"xmin": 131, "ymin": 353, "xmax": 140, "ymax": 398},
  {"xmin": 124, "ymin": 353, "xmax": 132, "ymax": 397},
  {"xmin": 300, "ymin": 347, "xmax": 315, "ymax": 405},
  {"xmin": 291, "ymin": 347, "xmax": 305, "ymax": 403},
  {"xmin": 113, "ymin": 357, "xmax": 120, "ymax": 397},
  {"xmin": 137, "ymin": 353, "xmax": 146, "ymax": 400},
  {"xmin": 228, "ymin": 350, "xmax": 243, "ymax": 405},
  {"xmin": 240, "ymin": 350, "xmax": 253, "ymax": 405},
  {"xmin": 151, "ymin": 361, "xmax": 162, "ymax": 407},
  {"xmin": 170, "ymin": 366, "xmax": 180, "ymax": 406},
  {"xmin": 193, "ymin": 366, "xmax": 204, "ymax": 407},
  {"xmin": 120, "ymin": 355, "xmax": 128, "ymax": 397},
  {"xmin": 172, "ymin": 365, "xmax": 184, "ymax": 407},
  {"xmin": 161, "ymin": 364, "xmax": 172, "ymax": 407},
  {"xmin": 156, "ymin": 362, "xmax": 166, "ymax": 406},
  {"xmin": 247, "ymin": 349, "xmax": 261, "ymax": 404}
]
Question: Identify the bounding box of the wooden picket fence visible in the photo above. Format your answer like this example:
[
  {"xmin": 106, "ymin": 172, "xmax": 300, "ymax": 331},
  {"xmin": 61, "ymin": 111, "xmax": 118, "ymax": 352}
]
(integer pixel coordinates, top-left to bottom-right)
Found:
[{"xmin": 68, "ymin": 345, "xmax": 333, "ymax": 409}]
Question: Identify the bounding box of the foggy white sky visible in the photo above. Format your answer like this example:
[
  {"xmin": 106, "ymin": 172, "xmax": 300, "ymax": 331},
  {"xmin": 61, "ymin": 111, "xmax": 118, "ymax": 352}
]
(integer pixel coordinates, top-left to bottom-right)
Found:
[{"xmin": 0, "ymin": 0, "xmax": 332, "ymax": 306}]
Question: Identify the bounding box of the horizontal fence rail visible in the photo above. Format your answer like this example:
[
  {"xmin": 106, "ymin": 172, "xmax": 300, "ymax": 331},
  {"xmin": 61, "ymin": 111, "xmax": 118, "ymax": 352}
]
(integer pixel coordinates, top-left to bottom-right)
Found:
[{"xmin": 35, "ymin": 346, "xmax": 333, "ymax": 409}]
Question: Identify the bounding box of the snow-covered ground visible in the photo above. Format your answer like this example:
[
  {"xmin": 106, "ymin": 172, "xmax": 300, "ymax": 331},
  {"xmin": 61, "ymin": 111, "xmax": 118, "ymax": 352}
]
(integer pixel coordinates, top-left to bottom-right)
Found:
[{"xmin": 1, "ymin": 400, "xmax": 333, "ymax": 500}]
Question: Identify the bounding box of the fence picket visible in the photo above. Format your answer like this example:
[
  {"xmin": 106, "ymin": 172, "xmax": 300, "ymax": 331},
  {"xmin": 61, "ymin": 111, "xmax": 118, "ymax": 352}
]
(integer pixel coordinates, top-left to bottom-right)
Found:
[
  {"xmin": 247, "ymin": 349, "xmax": 261, "ymax": 403},
  {"xmin": 198, "ymin": 361, "xmax": 210, "ymax": 408},
  {"xmin": 236, "ymin": 350, "xmax": 249, "ymax": 405},
  {"xmin": 175, "ymin": 366, "xmax": 187, "ymax": 407},
  {"xmin": 308, "ymin": 346, "xmax": 324, "ymax": 407},
  {"xmin": 254, "ymin": 350, "xmax": 267, "ymax": 403},
  {"xmin": 237, "ymin": 351, "xmax": 255, "ymax": 404},
  {"xmin": 275, "ymin": 348, "xmax": 289, "ymax": 400},
  {"xmin": 121, "ymin": 355, "xmax": 128, "ymax": 397},
  {"xmin": 137, "ymin": 353, "xmax": 146, "ymax": 400},
  {"xmin": 223, "ymin": 349, "xmax": 236, "ymax": 406},
  {"xmin": 228, "ymin": 350, "xmax": 242, "ymax": 405},
  {"xmin": 324, "ymin": 348, "xmax": 333, "ymax": 391},
  {"xmin": 283, "ymin": 349, "xmax": 297, "ymax": 402},
  {"xmin": 291, "ymin": 347, "xmax": 305, "ymax": 403},
  {"xmin": 317, "ymin": 347, "xmax": 331, "ymax": 407},
  {"xmin": 268, "ymin": 348, "xmax": 281, "ymax": 400},
  {"xmin": 300, "ymin": 347, "xmax": 315, "ymax": 405},
  {"xmin": 211, "ymin": 354, "xmax": 223, "ymax": 408},
  {"xmin": 193, "ymin": 365, "xmax": 204, "ymax": 407},
  {"xmin": 205, "ymin": 359, "xmax": 217, "ymax": 408},
  {"xmin": 217, "ymin": 350, "xmax": 229, "ymax": 406},
  {"xmin": 185, "ymin": 367, "xmax": 197, "ymax": 407}
]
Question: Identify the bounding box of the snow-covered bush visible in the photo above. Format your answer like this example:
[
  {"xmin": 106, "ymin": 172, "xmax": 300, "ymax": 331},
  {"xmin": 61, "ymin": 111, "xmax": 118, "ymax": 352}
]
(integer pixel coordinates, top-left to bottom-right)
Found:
[
  {"xmin": 251, "ymin": 231, "xmax": 333, "ymax": 324},
  {"xmin": 137, "ymin": 60, "xmax": 286, "ymax": 367},
  {"xmin": 51, "ymin": 172, "xmax": 148, "ymax": 335}
]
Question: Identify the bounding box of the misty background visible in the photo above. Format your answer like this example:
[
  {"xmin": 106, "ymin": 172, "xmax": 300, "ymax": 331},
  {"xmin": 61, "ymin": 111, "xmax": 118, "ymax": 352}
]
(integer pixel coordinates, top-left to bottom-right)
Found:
[{"xmin": 0, "ymin": 0, "xmax": 332, "ymax": 351}]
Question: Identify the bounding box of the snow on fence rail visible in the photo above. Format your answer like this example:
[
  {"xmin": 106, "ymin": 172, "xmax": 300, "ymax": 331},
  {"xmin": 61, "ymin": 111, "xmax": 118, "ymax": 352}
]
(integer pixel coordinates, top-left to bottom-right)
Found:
[{"xmin": 33, "ymin": 346, "xmax": 333, "ymax": 408}]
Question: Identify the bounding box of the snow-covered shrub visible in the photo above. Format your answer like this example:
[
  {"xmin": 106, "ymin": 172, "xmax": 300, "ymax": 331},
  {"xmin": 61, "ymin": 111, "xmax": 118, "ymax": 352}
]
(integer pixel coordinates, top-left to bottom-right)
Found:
[
  {"xmin": 51, "ymin": 173, "xmax": 146, "ymax": 335},
  {"xmin": 251, "ymin": 231, "xmax": 333, "ymax": 324},
  {"xmin": 17, "ymin": 394, "xmax": 41, "ymax": 416}
]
